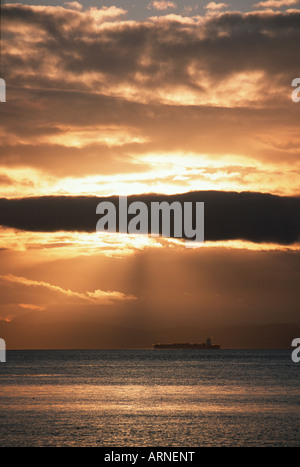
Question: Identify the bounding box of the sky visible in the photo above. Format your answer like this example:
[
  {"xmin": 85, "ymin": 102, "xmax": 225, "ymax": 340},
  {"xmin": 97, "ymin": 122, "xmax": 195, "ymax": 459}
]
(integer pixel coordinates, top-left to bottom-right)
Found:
[{"xmin": 0, "ymin": 0, "xmax": 299, "ymax": 348}]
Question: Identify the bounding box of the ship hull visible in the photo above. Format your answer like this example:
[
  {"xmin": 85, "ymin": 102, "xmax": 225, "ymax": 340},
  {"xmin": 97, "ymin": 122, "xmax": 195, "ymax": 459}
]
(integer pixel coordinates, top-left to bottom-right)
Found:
[{"xmin": 153, "ymin": 343, "xmax": 220, "ymax": 349}]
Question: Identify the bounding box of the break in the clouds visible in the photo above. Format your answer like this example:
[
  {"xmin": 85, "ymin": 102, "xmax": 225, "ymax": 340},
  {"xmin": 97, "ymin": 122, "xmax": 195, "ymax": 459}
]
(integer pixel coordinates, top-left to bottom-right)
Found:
[{"xmin": 1, "ymin": 3, "xmax": 300, "ymax": 199}]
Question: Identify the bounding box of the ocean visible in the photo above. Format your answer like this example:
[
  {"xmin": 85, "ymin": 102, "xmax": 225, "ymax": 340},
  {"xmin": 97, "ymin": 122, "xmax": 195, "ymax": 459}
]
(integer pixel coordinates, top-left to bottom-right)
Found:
[{"xmin": 0, "ymin": 349, "xmax": 299, "ymax": 447}]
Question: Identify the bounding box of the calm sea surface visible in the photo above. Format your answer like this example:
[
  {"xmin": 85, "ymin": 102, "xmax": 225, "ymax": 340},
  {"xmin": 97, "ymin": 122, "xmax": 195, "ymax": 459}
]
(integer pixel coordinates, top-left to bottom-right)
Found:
[{"xmin": 0, "ymin": 349, "xmax": 299, "ymax": 447}]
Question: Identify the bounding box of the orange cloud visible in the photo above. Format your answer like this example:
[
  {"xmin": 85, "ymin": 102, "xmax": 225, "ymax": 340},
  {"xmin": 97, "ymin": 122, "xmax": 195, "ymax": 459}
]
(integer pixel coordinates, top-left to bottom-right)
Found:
[
  {"xmin": 148, "ymin": 1, "xmax": 177, "ymax": 10},
  {"xmin": 63, "ymin": 1, "xmax": 83, "ymax": 10},
  {"xmin": 254, "ymin": 0, "xmax": 299, "ymax": 7},
  {"xmin": 1, "ymin": 4, "xmax": 300, "ymax": 200},
  {"xmin": 0, "ymin": 274, "xmax": 136, "ymax": 304},
  {"xmin": 18, "ymin": 303, "xmax": 46, "ymax": 311},
  {"xmin": 205, "ymin": 2, "xmax": 228, "ymax": 10}
]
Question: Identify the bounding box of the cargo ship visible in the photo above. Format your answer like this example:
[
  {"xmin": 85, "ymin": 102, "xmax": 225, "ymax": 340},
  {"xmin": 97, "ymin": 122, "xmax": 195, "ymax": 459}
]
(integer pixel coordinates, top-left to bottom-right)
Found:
[{"xmin": 153, "ymin": 337, "xmax": 220, "ymax": 350}]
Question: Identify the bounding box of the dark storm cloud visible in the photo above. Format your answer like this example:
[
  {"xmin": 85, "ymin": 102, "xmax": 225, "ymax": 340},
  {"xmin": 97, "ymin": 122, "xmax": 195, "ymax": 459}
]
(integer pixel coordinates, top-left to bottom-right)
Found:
[{"xmin": 0, "ymin": 191, "xmax": 299, "ymax": 245}]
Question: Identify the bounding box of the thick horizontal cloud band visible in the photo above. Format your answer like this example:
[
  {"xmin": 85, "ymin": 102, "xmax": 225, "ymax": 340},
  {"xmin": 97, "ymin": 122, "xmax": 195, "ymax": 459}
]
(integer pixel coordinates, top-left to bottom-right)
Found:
[{"xmin": 0, "ymin": 191, "xmax": 299, "ymax": 245}]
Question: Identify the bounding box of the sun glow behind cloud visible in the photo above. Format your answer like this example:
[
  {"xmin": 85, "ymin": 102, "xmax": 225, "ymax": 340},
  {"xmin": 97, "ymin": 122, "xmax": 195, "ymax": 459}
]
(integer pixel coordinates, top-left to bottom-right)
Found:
[
  {"xmin": 1, "ymin": 155, "xmax": 299, "ymax": 199},
  {"xmin": 2, "ymin": 3, "xmax": 300, "ymax": 202},
  {"xmin": 0, "ymin": 228, "xmax": 299, "ymax": 260},
  {"xmin": 1, "ymin": 2, "xmax": 300, "ymax": 340},
  {"xmin": 0, "ymin": 225, "xmax": 298, "ymax": 324}
]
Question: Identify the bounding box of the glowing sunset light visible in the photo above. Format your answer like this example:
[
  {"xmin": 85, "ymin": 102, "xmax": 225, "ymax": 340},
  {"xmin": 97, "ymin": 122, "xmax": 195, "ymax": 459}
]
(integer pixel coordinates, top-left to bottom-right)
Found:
[
  {"xmin": 0, "ymin": 1, "xmax": 299, "ymax": 350},
  {"xmin": 0, "ymin": 0, "xmax": 300, "ymax": 450}
]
